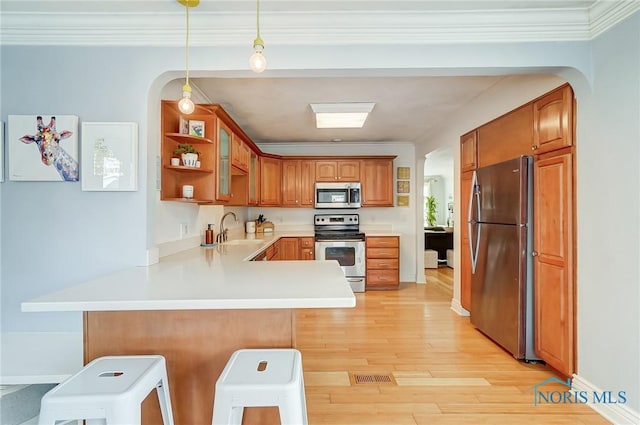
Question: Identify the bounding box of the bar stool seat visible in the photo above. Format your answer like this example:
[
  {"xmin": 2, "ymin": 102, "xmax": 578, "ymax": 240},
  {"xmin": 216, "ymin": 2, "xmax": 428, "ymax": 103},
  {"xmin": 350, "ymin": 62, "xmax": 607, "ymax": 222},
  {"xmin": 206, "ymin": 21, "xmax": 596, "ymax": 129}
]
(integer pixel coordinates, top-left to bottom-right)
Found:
[
  {"xmin": 38, "ymin": 355, "xmax": 174, "ymax": 425},
  {"xmin": 212, "ymin": 348, "xmax": 307, "ymax": 425}
]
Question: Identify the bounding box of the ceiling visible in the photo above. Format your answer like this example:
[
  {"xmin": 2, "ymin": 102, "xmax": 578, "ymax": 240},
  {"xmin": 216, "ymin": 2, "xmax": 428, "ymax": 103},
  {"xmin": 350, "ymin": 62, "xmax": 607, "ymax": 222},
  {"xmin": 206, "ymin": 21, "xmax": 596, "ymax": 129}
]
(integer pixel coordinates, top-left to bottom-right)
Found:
[
  {"xmin": 191, "ymin": 75, "xmax": 507, "ymax": 144},
  {"xmin": 3, "ymin": 1, "xmax": 637, "ymax": 148}
]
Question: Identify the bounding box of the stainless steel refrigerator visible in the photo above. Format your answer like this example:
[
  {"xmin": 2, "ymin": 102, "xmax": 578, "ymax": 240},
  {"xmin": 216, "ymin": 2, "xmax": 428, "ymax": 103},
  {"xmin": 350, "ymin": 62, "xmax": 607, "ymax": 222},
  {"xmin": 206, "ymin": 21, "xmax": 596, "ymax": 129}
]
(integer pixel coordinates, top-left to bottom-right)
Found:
[{"xmin": 468, "ymin": 156, "xmax": 539, "ymax": 361}]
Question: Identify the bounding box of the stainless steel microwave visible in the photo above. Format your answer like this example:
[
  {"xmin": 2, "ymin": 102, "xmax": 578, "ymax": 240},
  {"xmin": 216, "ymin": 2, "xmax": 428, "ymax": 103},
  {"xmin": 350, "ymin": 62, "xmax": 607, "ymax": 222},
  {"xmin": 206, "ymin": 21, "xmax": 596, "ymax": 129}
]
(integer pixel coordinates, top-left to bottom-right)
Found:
[{"xmin": 315, "ymin": 182, "xmax": 361, "ymax": 208}]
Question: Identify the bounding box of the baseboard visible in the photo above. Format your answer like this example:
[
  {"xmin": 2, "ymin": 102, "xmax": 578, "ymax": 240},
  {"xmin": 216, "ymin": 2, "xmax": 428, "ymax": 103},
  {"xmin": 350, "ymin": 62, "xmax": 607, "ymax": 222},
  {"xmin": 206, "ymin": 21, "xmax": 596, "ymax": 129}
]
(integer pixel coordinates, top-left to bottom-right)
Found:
[
  {"xmin": 572, "ymin": 374, "xmax": 640, "ymax": 424},
  {"xmin": 450, "ymin": 298, "xmax": 470, "ymax": 316}
]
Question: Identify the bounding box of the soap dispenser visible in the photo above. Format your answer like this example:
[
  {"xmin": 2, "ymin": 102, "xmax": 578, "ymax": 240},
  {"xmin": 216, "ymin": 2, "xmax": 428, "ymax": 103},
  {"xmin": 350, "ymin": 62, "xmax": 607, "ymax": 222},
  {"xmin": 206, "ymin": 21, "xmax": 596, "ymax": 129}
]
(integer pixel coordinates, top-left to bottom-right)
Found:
[{"xmin": 205, "ymin": 224, "xmax": 215, "ymax": 245}]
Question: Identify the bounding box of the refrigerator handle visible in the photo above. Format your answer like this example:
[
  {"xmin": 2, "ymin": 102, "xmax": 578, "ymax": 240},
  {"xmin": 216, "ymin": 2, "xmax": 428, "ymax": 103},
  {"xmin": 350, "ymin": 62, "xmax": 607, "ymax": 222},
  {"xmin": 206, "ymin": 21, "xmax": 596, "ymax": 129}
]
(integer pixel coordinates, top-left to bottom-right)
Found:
[{"xmin": 468, "ymin": 171, "xmax": 481, "ymax": 273}]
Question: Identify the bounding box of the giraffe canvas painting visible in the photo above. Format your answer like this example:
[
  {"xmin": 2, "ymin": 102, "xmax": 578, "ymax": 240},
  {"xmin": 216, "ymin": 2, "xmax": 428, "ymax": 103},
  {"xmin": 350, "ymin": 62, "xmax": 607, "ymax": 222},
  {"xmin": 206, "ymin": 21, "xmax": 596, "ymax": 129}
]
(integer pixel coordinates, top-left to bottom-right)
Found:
[{"xmin": 8, "ymin": 115, "xmax": 79, "ymax": 181}]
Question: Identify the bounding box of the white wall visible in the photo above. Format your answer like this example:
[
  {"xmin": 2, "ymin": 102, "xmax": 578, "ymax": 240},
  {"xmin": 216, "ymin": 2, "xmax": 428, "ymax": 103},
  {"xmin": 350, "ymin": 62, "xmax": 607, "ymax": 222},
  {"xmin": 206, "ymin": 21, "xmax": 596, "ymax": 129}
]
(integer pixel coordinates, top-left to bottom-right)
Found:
[{"xmin": 573, "ymin": 13, "xmax": 640, "ymax": 413}]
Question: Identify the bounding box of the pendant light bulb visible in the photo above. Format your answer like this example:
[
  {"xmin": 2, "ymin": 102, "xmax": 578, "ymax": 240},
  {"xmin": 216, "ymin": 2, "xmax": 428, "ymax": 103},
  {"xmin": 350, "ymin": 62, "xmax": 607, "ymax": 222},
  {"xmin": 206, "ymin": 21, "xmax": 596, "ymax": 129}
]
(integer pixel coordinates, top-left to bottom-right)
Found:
[
  {"xmin": 178, "ymin": 84, "xmax": 195, "ymax": 115},
  {"xmin": 249, "ymin": 40, "xmax": 267, "ymax": 73}
]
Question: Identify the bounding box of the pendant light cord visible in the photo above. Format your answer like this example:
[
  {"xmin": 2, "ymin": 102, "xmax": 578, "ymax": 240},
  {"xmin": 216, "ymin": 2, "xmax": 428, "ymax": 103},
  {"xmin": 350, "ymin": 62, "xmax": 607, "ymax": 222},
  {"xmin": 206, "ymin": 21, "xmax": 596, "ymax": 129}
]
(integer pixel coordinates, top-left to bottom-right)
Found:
[
  {"xmin": 256, "ymin": 0, "xmax": 261, "ymax": 40},
  {"xmin": 185, "ymin": 3, "xmax": 191, "ymax": 86}
]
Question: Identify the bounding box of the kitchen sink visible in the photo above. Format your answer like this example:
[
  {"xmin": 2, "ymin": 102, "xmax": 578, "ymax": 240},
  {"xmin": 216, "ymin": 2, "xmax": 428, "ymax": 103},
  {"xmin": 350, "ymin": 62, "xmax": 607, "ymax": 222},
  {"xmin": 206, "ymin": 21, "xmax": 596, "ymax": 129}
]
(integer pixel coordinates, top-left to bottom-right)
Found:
[{"xmin": 223, "ymin": 239, "xmax": 265, "ymax": 245}]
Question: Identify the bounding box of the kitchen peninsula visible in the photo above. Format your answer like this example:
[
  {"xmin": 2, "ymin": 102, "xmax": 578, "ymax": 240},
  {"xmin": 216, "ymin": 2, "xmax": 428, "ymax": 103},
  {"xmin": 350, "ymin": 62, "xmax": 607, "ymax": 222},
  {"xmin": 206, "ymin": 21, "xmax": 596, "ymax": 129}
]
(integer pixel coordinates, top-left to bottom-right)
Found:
[{"xmin": 22, "ymin": 236, "xmax": 355, "ymax": 425}]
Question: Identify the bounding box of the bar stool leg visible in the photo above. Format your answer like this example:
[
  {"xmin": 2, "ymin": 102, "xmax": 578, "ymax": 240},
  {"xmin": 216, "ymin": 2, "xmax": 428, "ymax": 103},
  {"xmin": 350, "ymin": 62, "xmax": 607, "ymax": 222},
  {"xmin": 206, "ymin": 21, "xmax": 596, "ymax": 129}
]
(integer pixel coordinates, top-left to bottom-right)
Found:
[
  {"xmin": 211, "ymin": 393, "xmax": 244, "ymax": 425},
  {"xmin": 156, "ymin": 373, "xmax": 174, "ymax": 425}
]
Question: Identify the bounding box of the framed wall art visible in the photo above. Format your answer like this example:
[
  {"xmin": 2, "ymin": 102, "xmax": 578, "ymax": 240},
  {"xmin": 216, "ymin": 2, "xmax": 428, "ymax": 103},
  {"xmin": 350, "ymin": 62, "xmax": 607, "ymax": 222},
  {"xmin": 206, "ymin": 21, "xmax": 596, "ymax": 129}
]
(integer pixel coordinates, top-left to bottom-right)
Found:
[
  {"xmin": 189, "ymin": 120, "xmax": 205, "ymax": 137},
  {"xmin": 81, "ymin": 122, "xmax": 138, "ymax": 191},
  {"xmin": 8, "ymin": 115, "xmax": 79, "ymax": 181}
]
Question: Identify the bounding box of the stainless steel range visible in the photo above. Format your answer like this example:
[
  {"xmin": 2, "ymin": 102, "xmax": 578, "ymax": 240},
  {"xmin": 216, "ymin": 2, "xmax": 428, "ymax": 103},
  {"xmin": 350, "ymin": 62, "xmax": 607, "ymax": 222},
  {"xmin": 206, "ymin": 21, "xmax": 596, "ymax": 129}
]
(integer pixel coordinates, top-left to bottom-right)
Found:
[{"xmin": 314, "ymin": 213, "xmax": 366, "ymax": 292}]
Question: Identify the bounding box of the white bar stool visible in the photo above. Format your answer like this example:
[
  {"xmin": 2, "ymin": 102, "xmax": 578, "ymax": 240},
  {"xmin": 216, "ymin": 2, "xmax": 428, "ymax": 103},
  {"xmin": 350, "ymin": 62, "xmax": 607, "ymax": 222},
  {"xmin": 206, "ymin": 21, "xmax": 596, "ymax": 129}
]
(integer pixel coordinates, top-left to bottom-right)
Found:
[
  {"xmin": 212, "ymin": 349, "xmax": 308, "ymax": 425},
  {"xmin": 38, "ymin": 355, "xmax": 174, "ymax": 425}
]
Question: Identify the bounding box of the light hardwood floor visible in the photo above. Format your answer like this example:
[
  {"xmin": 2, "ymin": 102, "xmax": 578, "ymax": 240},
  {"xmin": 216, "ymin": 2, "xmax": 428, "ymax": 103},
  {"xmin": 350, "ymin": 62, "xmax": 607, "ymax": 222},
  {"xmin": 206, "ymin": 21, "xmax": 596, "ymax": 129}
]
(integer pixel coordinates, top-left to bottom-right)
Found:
[{"xmin": 294, "ymin": 282, "xmax": 609, "ymax": 425}]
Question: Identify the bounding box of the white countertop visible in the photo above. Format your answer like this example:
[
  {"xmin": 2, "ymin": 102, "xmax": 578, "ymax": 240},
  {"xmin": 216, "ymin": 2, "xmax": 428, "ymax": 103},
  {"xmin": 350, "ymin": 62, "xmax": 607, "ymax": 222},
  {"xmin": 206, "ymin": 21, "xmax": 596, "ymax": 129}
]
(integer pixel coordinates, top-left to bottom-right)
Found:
[{"xmin": 22, "ymin": 233, "xmax": 356, "ymax": 313}]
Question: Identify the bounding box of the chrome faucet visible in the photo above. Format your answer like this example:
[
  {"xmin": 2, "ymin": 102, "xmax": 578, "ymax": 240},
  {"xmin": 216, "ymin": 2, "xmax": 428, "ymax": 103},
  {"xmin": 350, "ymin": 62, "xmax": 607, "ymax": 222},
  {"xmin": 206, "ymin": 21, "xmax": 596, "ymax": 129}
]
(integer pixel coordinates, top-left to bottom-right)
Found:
[{"xmin": 216, "ymin": 211, "xmax": 238, "ymax": 243}]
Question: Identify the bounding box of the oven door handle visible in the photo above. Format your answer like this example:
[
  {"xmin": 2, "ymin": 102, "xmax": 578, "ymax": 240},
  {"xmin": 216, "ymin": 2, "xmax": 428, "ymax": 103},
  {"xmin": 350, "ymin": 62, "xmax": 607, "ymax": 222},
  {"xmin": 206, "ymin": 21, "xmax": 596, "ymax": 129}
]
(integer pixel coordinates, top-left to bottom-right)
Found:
[{"xmin": 316, "ymin": 239, "xmax": 365, "ymax": 243}]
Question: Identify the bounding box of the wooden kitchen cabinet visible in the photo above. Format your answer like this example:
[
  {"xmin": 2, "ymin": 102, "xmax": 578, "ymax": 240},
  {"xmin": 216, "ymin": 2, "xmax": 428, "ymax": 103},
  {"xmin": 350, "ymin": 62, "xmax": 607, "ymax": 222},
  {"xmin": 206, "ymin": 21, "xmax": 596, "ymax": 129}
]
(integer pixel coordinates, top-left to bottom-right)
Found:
[
  {"xmin": 315, "ymin": 160, "xmax": 360, "ymax": 182},
  {"xmin": 460, "ymin": 130, "xmax": 477, "ymax": 172},
  {"xmin": 533, "ymin": 149, "xmax": 575, "ymax": 376},
  {"xmin": 460, "ymin": 170, "xmax": 473, "ymax": 311},
  {"xmin": 277, "ymin": 237, "xmax": 315, "ymax": 260},
  {"xmin": 366, "ymin": 236, "xmax": 400, "ymax": 290},
  {"xmin": 248, "ymin": 150, "xmax": 259, "ymax": 205},
  {"xmin": 265, "ymin": 240, "xmax": 280, "ymax": 261},
  {"xmin": 281, "ymin": 160, "xmax": 301, "ymax": 207},
  {"xmin": 160, "ymin": 100, "xmax": 217, "ymax": 203},
  {"xmin": 278, "ymin": 238, "xmax": 299, "ymax": 260},
  {"xmin": 259, "ymin": 156, "xmax": 282, "ymax": 206},
  {"xmin": 215, "ymin": 117, "xmax": 232, "ymax": 202},
  {"xmin": 360, "ymin": 158, "xmax": 394, "ymax": 207},
  {"xmin": 299, "ymin": 237, "xmax": 315, "ymax": 260},
  {"xmin": 532, "ymin": 84, "xmax": 574, "ymax": 154},
  {"xmin": 231, "ymin": 135, "xmax": 250, "ymax": 173},
  {"xmin": 477, "ymin": 104, "xmax": 533, "ymax": 168},
  {"xmin": 300, "ymin": 160, "xmax": 316, "ymax": 207},
  {"xmin": 281, "ymin": 159, "xmax": 315, "ymax": 207}
]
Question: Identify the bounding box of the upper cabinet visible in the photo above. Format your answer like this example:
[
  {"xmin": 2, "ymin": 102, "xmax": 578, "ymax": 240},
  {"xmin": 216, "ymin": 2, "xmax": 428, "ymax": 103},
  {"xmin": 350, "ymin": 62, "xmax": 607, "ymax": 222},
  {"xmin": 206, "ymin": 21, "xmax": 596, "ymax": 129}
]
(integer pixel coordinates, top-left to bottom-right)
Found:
[
  {"xmin": 231, "ymin": 135, "xmax": 250, "ymax": 173},
  {"xmin": 532, "ymin": 84, "xmax": 574, "ymax": 154},
  {"xmin": 360, "ymin": 158, "xmax": 394, "ymax": 207},
  {"xmin": 460, "ymin": 130, "xmax": 477, "ymax": 173},
  {"xmin": 160, "ymin": 101, "xmax": 217, "ymax": 204},
  {"xmin": 315, "ymin": 160, "xmax": 360, "ymax": 182},
  {"xmin": 160, "ymin": 102, "xmax": 398, "ymax": 209},
  {"xmin": 260, "ymin": 156, "xmax": 282, "ymax": 206},
  {"xmin": 477, "ymin": 105, "xmax": 533, "ymax": 168},
  {"xmin": 248, "ymin": 150, "xmax": 259, "ymax": 205},
  {"xmin": 215, "ymin": 117, "xmax": 232, "ymax": 202},
  {"xmin": 281, "ymin": 159, "xmax": 316, "ymax": 207}
]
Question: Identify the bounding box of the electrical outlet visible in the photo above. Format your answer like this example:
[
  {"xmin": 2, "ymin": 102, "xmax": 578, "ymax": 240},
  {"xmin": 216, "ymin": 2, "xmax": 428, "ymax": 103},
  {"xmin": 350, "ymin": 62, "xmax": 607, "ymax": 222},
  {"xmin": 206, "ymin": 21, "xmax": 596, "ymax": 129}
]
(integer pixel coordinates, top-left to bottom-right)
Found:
[{"xmin": 180, "ymin": 222, "xmax": 188, "ymax": 238}]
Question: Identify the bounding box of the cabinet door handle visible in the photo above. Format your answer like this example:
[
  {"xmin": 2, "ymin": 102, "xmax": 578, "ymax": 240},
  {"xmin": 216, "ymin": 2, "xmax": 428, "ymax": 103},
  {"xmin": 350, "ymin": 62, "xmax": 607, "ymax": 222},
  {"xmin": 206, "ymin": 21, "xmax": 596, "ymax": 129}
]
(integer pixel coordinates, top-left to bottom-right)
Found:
[
  {"xmin": 532, "ymin": 251, "xmax": 539, "ymax": 257},
  {"xmin": 531, "ymin": 145, "xmax": 538, "ymax": 151}
]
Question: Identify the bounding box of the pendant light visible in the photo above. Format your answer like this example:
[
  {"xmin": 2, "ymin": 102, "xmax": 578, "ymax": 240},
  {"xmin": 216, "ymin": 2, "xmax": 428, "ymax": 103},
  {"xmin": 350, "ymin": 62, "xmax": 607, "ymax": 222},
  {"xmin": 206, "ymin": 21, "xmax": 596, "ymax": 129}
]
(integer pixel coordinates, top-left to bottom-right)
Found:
[
  {"xmin": 249, "ymin": 0, "xmax": 267, "ymax": 73},
  {"xmin": 177, "ymin": 0, "xmax": 198, "ymax": 114}
]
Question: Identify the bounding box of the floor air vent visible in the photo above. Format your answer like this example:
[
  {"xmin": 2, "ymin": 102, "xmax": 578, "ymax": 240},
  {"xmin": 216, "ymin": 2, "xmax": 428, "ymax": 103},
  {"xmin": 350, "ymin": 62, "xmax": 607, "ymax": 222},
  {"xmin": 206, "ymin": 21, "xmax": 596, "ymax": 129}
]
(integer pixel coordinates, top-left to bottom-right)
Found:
[{"xmin": 350, "ymin": 373, "xmax": 396, "ymax": 385}]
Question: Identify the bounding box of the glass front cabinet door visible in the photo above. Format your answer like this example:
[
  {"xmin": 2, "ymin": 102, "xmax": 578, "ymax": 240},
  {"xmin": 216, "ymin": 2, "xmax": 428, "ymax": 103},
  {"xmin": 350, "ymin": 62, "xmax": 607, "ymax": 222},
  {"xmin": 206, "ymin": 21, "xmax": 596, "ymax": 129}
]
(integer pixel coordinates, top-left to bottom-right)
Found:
[{"xmin": 216, "ymin": 118, "xmax": 231, "ymax": 201}]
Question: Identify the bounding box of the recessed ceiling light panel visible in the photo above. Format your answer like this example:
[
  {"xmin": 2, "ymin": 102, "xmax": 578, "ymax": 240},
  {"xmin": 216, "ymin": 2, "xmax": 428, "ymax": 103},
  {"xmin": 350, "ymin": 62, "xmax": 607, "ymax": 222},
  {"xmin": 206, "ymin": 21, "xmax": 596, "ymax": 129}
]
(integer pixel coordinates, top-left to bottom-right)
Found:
[{"xmin": 310, "ymin": 102, "xmax": 375, "ymax": 129}]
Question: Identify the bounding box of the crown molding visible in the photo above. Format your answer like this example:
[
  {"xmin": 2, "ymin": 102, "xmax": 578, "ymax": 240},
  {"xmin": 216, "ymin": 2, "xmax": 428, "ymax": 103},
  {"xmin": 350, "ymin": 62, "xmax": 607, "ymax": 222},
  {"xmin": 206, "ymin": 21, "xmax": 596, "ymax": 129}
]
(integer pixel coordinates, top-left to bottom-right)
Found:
[
  {"xmin": 589, "ymin": 0, "xmax": 640, "ymax": 37},
  {"xmin": 0, "ymin": 3, "xmax": 637, "ymax": 46}
]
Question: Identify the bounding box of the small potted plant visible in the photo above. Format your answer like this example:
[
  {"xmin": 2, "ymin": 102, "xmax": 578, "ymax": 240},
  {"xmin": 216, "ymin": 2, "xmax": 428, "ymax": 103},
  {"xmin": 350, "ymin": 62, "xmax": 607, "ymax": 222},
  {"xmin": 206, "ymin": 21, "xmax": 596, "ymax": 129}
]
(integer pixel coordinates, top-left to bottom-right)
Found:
[
  {"xmin": 173, "ymin": 144, "xmax": 199, "ymax": 167},
  {"xmin": 426, "ymin": 196, "xmax": 438, "ymax": 227}
]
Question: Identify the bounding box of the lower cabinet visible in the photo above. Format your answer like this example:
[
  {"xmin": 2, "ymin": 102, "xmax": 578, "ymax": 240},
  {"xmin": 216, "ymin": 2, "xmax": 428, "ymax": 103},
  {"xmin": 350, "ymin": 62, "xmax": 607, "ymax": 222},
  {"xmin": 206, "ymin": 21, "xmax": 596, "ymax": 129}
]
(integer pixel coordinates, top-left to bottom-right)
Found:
[
  {"xmin": 260, "ymin": 237, "xmax": 315, "ymax": 261},
  {"xmin": 278, "ymin": 238, "xmax": 299, "ymax": 260},
  {"xmin": 366, "ymin": 236, "xmax": 400, "ymax": 290},
  {"xmin": 299, "ymin": 237, "xmax": 315, "ymax": 260}
]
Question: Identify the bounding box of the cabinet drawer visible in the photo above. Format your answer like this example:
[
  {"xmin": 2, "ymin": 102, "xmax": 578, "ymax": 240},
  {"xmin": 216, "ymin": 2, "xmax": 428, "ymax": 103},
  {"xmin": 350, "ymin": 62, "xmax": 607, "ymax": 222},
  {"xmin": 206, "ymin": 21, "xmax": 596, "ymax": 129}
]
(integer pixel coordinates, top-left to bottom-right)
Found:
[
  {"xmin": 299, "ymin": 237, "xmax": 314, "ymax": 248},
  {"xmin": 366, "ymin": 236, "xmax": 399, "ymax": 248},
  {"xmin": 367, "ymin": 258, "xmax": 399, "ymax": 270},
  {"xmin": 367, "ymin": 269, "xmax": 399, "ymax": 286},
  {"xmin": 367, "ymin": 247, "xmax": 398, "ymax": 259}
]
